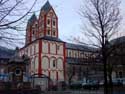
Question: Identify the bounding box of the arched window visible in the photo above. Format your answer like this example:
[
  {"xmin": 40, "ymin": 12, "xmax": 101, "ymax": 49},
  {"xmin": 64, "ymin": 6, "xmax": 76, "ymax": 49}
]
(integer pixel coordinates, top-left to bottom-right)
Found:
[
  {"xmin": 42, "ymin": 57, "xmax": 49, "ymax": 69},
  {"xmin": 50, "ymin": 43, "xmax": 56, "ymax": 54},
  {"xmin": 31, "ymin": 58, "xmax": 35, "ymax": 72},
  {"xmin": 48, "ymin": 30, "xmax": 50, "ymax": 35},
  {"xmin": 53, "ymin": 20, "xmax": 56, "ymax": 26},
  {"xmin": 69, "ymin": 51, "xmax": 71, "ymax": 57},
  {"xmin": 53, "ymin": 60, "xmax": 56, "ymax": 67},
  {"xmin": 50, "ymin": 57, "xmax": 56, "ymax": 69},
  {"xmin": 47, "ymin": 19, "xmax": 50, "ymax": 25},
  {"xmin": 53, "ymin": 31, "xmax": 56, "ymax": 36},
  {"xmin": 35, "ymin": 57, "xmax": 38, "ymax": 72},
  {"xmin": 57, "ymin": 58, "xmax": 63, "ymax": 70}
]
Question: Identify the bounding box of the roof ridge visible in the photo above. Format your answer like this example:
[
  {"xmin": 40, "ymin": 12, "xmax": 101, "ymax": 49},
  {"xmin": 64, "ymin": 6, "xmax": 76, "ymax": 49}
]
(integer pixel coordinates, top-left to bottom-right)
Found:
[
  {"xmin": 40, "ymin": 1, "xmax": 52, "ymax": 13},
  {"xmin": 28, "ymin": 13, "xmax": 37, "ymax": 25}
]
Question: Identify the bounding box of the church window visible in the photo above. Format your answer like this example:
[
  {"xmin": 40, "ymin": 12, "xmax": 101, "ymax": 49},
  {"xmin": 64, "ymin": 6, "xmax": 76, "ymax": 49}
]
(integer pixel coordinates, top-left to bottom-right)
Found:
[
  {"xmin": 53, "ymin": 20, "xmax": 55, "ymax": 26},
  {"xmin": 75, "ymin": 52, "xmax": 77, "ymax": 58},
  {"xmin": 69, "ymin": 51, "xmax": 71, "ymax": 57},
  {"xmin": 48, "ymin": 30, "xmax": 50, "ymax": 35},
  {"xmin": 35, "ymin": 23, "xmax": 37, "ymax": 27},
  {"xmin": 47, "ymin": 19, "xmax": 50, "ymax": 25},
  {"xmin": 53, "ymin": 31, "xmax": 55, "ymax": 36},
  {"xmin": 53, "ymin": 60, "xmax": 56, "ymax": 67},
  {"xmin": 52, "ymin": 30, "xmax": 56, "ymax": 36},
  {"xmin": 32, "ymin": 30, "xmax": 34, "ymax": 35}
]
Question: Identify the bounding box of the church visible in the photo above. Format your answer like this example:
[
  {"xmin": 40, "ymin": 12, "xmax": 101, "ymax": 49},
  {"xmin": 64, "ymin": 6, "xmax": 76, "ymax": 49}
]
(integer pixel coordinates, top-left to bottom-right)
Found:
[
  {"xmin": 19, "ymin": 1, "xmax": 125, "ymax": 89},
  {"xmin": 19, "ymin": 1, "xmax": 66, "ymax": 84},
  {"xmin": 19, "ymin": 1, "xmax": 101, "ymax": 84}
]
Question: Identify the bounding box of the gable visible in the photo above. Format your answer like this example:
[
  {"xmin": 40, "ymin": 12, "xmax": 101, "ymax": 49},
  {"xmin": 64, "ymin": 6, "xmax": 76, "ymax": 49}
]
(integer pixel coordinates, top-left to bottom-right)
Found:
[{"xmin": 46, "ymin": 8, "xmax": 57, "ymax": 19}]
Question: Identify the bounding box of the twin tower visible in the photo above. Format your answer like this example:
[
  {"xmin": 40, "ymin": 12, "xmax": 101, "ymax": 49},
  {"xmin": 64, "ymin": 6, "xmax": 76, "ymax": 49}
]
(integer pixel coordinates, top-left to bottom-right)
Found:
[
  {"xmin": 26, "ymin": 1, "xmax": 59, "ymax": 45},
  {"xmin": 20, "ymin": 1, "xmax": 66, "ymax": 83}
]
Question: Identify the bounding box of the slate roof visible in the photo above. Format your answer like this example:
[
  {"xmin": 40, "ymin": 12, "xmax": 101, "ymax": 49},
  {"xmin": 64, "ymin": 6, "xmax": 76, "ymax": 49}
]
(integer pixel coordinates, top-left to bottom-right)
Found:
[
  {"xmin": 66, "ymin": 57, "xmax": 101, "ymax": 65},
  {"xmin": 0, "ymin": 46, "xmax": 15, "ymax": 59},
  {"xmin": 27, "ymin": 1, "xmax": 52, "ymax": 26},
  {"xmin": 66, "ymin": 43, "xmax": 97, "ymax": 52},
  {"xmin": 41, "ymin": 1, "xmax": 52, "ymax": 13},
  {"xmin": 28, "ymin": 13, "xmax": 37, "ymax": 25},
  {"xmin": 9, "ymin": 54, "xmax": 24, "ymax": 63},
  {"xmin": 40, "ymin": 36, "xmax": 64, "ymax": 42},
  {"xmin": 110, "ymin": 36, "xmax": 125, "ymax": 45}
]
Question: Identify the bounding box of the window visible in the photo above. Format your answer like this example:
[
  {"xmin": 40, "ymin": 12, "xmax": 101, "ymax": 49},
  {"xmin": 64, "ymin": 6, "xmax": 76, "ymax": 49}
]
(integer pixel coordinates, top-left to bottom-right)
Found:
[
  {"xmin": 52, "ymin": 30, "xmax": 56, "ymax": 36},
  {"xmin": 53, "ymin": 60, "xmax": 56, "ymax": 67},
  {"xmin": 53, "ymin": 20, "xmax": 55, "ymax": 26},
  {"xmin": 69, "ymin": 51, "xmax": 71, "ymax": 57},
  {"xmin": 119, "ymin": 72, "xmax": 123, "ymax": 78},
  {"xmin": 15, "ymin": 68, "xmax": 21, "ymax": 76},
  {"xmin": 32, "ymin": 30, "xmax": 34, "ymax": 35},
  {"xmin": 53, "ymin": 31, "xmax": 55, "ymax": 36},
  {"xmin": 48, "ymin": 30, "xmax": 50, "ymax": 35},
  {"xmin": 75, "ymin": 52, "xmax": 77, "ymax": 57},
  {"xmin": 35, "ymin": 24, "xmax": 37, "ymax": 27},
  {"xmin": 47, "ymin": 19, "xmax": 50, "ymax": 25}
]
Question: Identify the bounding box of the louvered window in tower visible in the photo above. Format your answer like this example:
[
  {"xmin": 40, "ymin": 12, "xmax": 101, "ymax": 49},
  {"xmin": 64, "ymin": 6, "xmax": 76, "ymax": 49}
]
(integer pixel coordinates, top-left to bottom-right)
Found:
[
  {"xmin": 48, "ymin": 30, "xmax": 50, "ymax": 35},
  {"xmin": 52, "ymin": 30, "xmax": 56, "ymax": 36},
  {"xmin": 53, "ymin": 20, "xmax": 55, "ymax": 26},
  {"xmin": 47, "ymin": 19, "xmax": 50, "ymax": 25}
]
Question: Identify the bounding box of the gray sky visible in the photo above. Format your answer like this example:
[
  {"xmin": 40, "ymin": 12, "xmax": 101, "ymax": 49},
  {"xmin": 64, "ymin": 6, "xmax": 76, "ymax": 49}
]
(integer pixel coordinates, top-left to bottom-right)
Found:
[
  {"xmin": 30, "ymin": 0, "xmax": 125, "ymax": 42},
  {"xmin": 1, "ymin": 0, "xmax": 124, "ymax": 48}
]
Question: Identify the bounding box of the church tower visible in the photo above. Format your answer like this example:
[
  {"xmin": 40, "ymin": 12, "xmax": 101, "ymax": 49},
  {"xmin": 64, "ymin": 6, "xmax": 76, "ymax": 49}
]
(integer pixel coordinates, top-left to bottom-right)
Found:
[
  {"xmin": 38, "ymin": 1, "xmax": 58, "ymax": 38},
  {"xmin": 25, "ymin": 14, "xmax": 38, "ymax": 45},
  {"xmin": 20, "ymin": 1, "xmax": 66, "ymax": 86},
  {"xmin": 25, "ymin": 1, "xmax": 59, "ymax": 45}
]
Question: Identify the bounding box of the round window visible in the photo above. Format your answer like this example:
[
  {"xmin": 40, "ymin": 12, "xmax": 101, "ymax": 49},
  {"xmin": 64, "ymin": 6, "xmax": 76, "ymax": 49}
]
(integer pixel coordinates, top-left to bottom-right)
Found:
[{"xmin": 15, "ymin": 68, "xmax": 21, "ymax": 76}]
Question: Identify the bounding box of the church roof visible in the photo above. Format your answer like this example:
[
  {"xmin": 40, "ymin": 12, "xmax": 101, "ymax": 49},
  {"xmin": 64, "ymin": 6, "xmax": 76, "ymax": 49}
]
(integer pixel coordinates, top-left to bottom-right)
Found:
[
  {"xmin": 0, "ymin": 46, "xmax": 14, "ymax": 59},
  {"xmin": 28, "ymin": 13, "xmax": 37, "ymax": 25},
  {"xmin": 41, "ymin": 36, "xmax": 64, "ymax": 42},
  {"xmin": 110, "ymin": 36, "xmax": 125, "ymax": 45},
  {"xmin": 41, "ymin": 1, "xmax": 52, "ymax": 13},
  {"xmin": 66, "ymin": 43, "xmax": 97, "ymax": 52}
]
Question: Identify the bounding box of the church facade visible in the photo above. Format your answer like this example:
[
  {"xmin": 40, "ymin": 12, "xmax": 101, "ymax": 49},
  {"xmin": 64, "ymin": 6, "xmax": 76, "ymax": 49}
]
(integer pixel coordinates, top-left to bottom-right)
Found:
[
  {"xmin": 19, "ymin": 1, "xmax": 66, "ymax": 83},
  {"xmin": 19, "ymin": 1, "xmax": 125, "ymax": 86}
]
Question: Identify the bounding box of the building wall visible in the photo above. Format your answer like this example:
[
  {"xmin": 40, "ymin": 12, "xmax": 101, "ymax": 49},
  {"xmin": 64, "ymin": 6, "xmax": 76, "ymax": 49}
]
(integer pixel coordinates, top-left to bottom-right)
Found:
[
  {"xmin": 20, "ymin": 40, "xmax": 39, "ymax": 75},
  {"xmin": 19, "ymin": 1, "xmax": 125, "ymax": 86},
  {"xmin": 41, "ymin": 40, "xmax": 65, "ymax": 81}
]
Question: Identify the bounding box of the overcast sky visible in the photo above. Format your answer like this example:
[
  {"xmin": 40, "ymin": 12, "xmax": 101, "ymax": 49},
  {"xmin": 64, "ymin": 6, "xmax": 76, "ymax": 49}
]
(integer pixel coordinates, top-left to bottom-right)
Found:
[
  {"xmin": 30, "ymin": 0, "xmax": 125, "ymax": 42},
  {"xmin": 2, "ymin": 0, "xmax": 124, "ymax": 48}
]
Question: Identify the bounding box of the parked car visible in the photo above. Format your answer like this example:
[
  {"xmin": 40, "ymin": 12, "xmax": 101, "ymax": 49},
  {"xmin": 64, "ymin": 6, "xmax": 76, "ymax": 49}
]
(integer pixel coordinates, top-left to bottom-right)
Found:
[
  {"xmin": 99, "ymin": 78, "xmax": 123, "ymax": 87},
  {"xmin": 99, "ymin": 80, "xmax": 104, "ymax": 86},
  {"xmin": 70, "ymin": 80, "xmax": 84, "ymax": 89},
  {"xmin": 112, "ymin": 78, "xmax": 123, "ymax": 86},
  {"xmin": 82, "ymin": 80, "xmax": 99, "ymax": 90},
  {"xmin": 120, "ymin": 78, "xmax": 125, "ymax": 85}
]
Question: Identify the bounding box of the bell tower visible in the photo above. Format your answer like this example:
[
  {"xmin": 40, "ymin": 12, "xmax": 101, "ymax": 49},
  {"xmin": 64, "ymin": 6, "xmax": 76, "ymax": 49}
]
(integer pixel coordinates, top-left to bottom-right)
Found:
[
  {"xmin": 39, "ymin": 1, "xmax": 58, "ymax": 38},
  {"xmin": 25, "ymin": 14, "xmax": 37, "ymax": 45}
]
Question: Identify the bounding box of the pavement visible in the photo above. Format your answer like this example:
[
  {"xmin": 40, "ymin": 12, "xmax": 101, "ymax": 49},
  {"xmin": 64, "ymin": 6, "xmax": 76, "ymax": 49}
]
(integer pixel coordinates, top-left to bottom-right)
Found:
[
  {"xmin": 41, "ymin": 86, "xmax": 125, "ymax": 94},
  {"xmin": 43, "ymin": 90, "xmax": 103, "ymax": 94}
]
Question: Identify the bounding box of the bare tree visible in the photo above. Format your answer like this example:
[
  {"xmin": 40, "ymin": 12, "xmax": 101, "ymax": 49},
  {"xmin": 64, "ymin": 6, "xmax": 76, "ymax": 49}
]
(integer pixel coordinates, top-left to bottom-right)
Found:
[
  {"xmin": 66, "ymin": 65, "xmax": 75, "ymax": 85},
  {"xmin": 0, "ymin": 0, "xmax": 37, "ymax": 47},
  {"xmin": 79, "ymin": 0, "xmax": 121, "ymax": 94}
]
